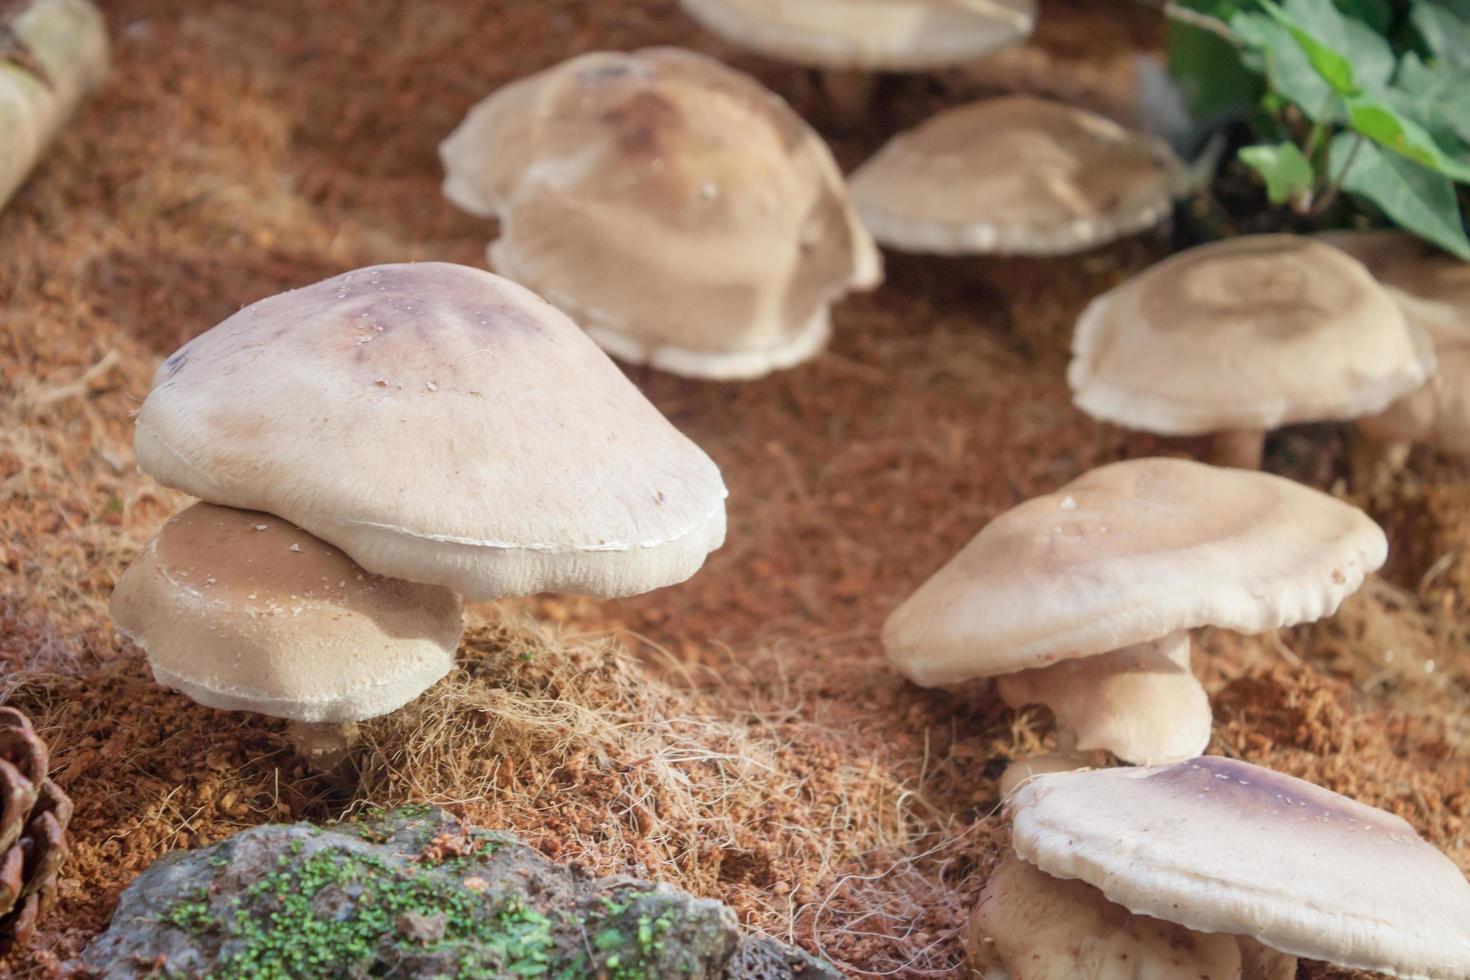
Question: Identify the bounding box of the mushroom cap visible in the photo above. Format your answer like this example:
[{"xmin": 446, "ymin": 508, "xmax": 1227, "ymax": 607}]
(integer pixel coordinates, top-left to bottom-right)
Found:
[
  {"xmin": 134, "ymin": 263, "xmax": 729, "ymax": 599},
  {"xmin": 968, "ymin": 852, "xmax": 1246, "ymax": 979},
  {"xmin": 850, "ymin": 96, "xmax": 1185, "ymax": 255},
  {"xmin": 679, "ymin": 0, "xmax": 1036, "ymax": 70},
  {"xmin": 110, "ymin": 504, "xmax": 464, "ymax": 724},
  {"xmin": 996, "ymin": 631, "xmax": 1212, "ymax": 765},
  {"xmin": 1358, "ymin": 323, "xmax": 1470, "ymax": 455},
  {"xmin": 1010, "ymin": 757, "xmax": 1470, "ymax": 977},
  {"xmin": 1316, "ymin": 230, "xmax": 1470, "ymax": 336},
  {"xmin": 439, "ymin": 48, "xmax": 881, "ymax": 380},
  {"xmin": 1317, "ymin": 231, "xmax": 1470, "ymax": 455},
  {"xmin": 1069, "ymin": 235, "xmax": 1436, "ymax": 435},
  {"xmin": 882, "ymin": 457, "xmax": 1386, "ymax": 686}
]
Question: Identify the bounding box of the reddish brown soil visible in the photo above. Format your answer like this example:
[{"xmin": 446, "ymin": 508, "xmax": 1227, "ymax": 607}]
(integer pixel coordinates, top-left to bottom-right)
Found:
[{"xmin": 2, "ymin": 1, "xmax": 1468, "ymax": 977}]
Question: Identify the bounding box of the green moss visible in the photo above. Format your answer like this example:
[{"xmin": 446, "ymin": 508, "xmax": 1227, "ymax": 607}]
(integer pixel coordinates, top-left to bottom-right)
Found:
[{"xmin": 162, "ymin": 846, "xmax": 556, "ymax": 980}]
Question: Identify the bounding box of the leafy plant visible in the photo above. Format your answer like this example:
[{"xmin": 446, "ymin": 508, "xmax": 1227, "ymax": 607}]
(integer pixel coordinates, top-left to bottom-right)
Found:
[{"xmin": 1168, "ymin": 0, "xmax": 1470, "ymax": 257}]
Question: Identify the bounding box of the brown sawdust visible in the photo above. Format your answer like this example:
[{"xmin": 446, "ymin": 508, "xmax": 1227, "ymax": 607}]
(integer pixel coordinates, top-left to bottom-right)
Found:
[{"xmin": 0, "ymin": 0, "xmax": 1467, "ymax": 976}]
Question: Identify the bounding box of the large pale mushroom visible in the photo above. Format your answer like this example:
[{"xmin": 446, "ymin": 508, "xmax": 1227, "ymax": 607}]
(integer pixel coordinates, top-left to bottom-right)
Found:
[
  {"xmin": 1316, "ymin": 231, "xmax": 1470, "ymax": 477},
  {"xmin": 0, "ymin": 0, "xmax": 108, "ymax": 210},
  {"xmin": 850, "ymin": 96, "xmax": 1185, "ymax": 255},
  {"xmin": 439, "ymin": 48, "xmax": 880, "ymax": 381},
  {"xmin": 973, "ymin": 758, "xmax": 1470, "ymax": 978},
  {"xmin": 133, "ymin": 262, "xmax": 729, "ymax": 599},
  {"xmin": 882, "ymin": 458, "xmax": 1386, "ymax": 780},
  {"xmin": 1069, "ymin": 235, "xmax": 1436, "ymax": 469},
  {"xmin": 678, "ymin": 0, "xmax": 1036, "ymax": 116},
  {"xmin": 111, "ymin": 505, "xmax": 464, "ymax": 764}
]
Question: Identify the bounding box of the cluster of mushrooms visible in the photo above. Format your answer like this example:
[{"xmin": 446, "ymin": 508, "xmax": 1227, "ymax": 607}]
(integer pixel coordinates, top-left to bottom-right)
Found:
[{"xmin": 105, "ymin": 0, "xmax": 1470, "ymax": 976}]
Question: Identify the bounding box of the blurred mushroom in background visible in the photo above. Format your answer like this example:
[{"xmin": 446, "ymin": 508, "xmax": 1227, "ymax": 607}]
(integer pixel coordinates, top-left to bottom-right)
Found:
[
  {"xmin": 882, "ymin": 458, "xmax": 1386, "ymax": 786},
  {"xmin": 1316, "ymin": 231, "xmax": 1470, "ymax": 485},
  {"xmin": 678, "ymin": 0, "xmax": 1036, "ymax": 118},
  {"xmin": 111, "ymin": 505, "xmax": 464, "ymax": 766},
  {"xmin": 1069, "ymin": 235, "xmax": 1436, "ymax": 469},
  {"xmin": 0, "ymin": 0, "xmax": 107, "ymax": 211},
  {"xmin": 440, "ymin": 48, "xmax": 880, "ymax": 380},
  {"xmin": 850, "ymin": 95, "xmax": 1186, "ymax": 256},
  {"xmin": 973, "ymin": 758, "xmax": 1470, "ymax": 978}
]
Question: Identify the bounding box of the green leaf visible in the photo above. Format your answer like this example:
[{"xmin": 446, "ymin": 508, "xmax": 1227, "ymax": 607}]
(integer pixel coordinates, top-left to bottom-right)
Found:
[
  {"xmin": 1166, "ymin": 19, "xmax": 1263, "ymax": 118},
  {"xmin": 1332, "ymin": 133, "xmax": 1470, "ymax": 257},
  {"xmin": 1239, "ymin": 142, "xmax": 1318, "ymax": 201},
  {"xmin": 1231, "ymin": 0, "xmax": 1393, "ymax": 121},
  {"xmin": 1336, "ymin": 0, "xmax": 1391, "ymax": 33},
  {"xmin": 1346, "ymin": 97, "xmax": 1470, "ymax": 180},
  {"xmin": 1258, "ymin": 0, "xmax": 1360, "ymax": 92},
  {"xmin": 1388, "ymin": 55, "xmax": 1470, "ymax": 146},
  {"xmin": 1412, "ymin": 2, "xmax": 1470, "ymax": 66}
]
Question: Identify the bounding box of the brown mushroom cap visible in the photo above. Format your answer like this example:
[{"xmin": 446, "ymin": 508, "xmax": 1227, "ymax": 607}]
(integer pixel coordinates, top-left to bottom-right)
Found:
[
  {"xmin": 850, "ymin": 96, "xmax": 1184, "ymax": 255},
  {"xmin": 1316, "ymin": 230, "xmax": 1470, "ymax": 336},
  {"xmin": 969, "ymin": 852, "xmax": 1246, "ymax": 979},
  {"xmin": 439, "ymin": 48, "xmax": 880, "ymax": 380},
  {"xmin": 1319, "ymin": 231, "xmax": 1470, "ymax": 455},
  {"xmin": 678, "ymin": 0, "xmax": 1036, "ymax": 71},
  {"xmin": 1010, "ymin": 758, "xmax": 1470, "ymax": 977},
  {"xmin": 110, "ymin": 504, "xmax": 464, "ymax": 724},
  {"xmin": 882, "ymin": 458, "xmax": 1386, "ymax": 686},
  {"xmin": 134, "ymin": 263, "xmax": 728, "ymax": 599},
  {"xmin": 1069, "ymin": 235, "xmax": 1435, "ymax": 435}
]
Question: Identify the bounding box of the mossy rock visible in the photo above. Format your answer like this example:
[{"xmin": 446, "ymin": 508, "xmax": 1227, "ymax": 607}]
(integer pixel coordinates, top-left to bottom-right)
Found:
[{"xmin": 79, "ymin": 807, "xmax": 838, "ymax": 980}]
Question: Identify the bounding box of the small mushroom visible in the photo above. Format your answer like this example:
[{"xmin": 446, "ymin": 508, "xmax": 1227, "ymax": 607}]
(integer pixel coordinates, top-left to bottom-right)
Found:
[
  {"xmin": 850, "ymin": 96, "xmax": 1185, "ymax": 255},
  {"xmin": 439, "ymin": 49, "xmax": 880, "ymax": 380},
  {"xmin": 882, "ymin": 458, "xmax": 1385, "ymax": 777},
  {"xmin": 975, "ymin": 758, "xmax": 1470, "ymax": 978},
  {"xmin": 133, "ymin": 262, "xmax": 728, "ymax": 599},
  {"xmin": 110, "ymin": 504, "xmax": 463, "ymax": 765},
  {"xmin": 1317, "ymin": 231, "xmax": 1470, "ymax": 482},
  {"xmin": 1068, "ymin": 235, "xmax": 1436, "ymax": 469},
  {"xmin": 678, "ymin": 0, "xmax": 1036, "ymax": 118}
]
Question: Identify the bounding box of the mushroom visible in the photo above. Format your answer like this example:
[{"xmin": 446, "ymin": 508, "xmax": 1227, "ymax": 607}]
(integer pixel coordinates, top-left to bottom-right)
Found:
[
  {"xmin": 439, "ymin": 48, "xmax": 881, "ymax": 381},
  {"xmin": 0, "ymin": 0, "xmax": 108, "ymax": 211},
  {"xmin": 677, "ymin": 0, "xmax": 1036, "ymax": 118},
  {"xmin": 974, "ymin": 757, "xmax": 1470, "ymax": 978},
  {"xmin": 882, "ymin": 458, "xmax": 1386, "ymax": 780},
  {"xmin": 1068, "ymin": 234, "xmax": 1436, "ymax": 469},
  {"xmin": 1316, "ymin": 231, "xmax": 1470, "ymax": 481},
  {"xmin": 849, "ymin": 96, "xmax": 1186, "ymax": 255},
  {"xmin": 110, "ymin": 504, "xmax": 463, "ymax": 765},
  {"xmin": 133, "ymin": 262, "xmax": 729, "ymax": 599}
]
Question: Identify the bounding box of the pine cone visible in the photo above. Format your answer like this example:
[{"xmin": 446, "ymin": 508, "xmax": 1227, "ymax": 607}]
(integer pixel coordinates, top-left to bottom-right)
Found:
[{"xmin": 0, "ymin": 706, "xmax": 71, "ymax": 952}]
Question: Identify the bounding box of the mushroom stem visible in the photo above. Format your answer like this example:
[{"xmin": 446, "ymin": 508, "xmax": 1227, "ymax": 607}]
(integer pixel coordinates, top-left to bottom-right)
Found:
[
  {"xmin": 1238, "ymin": 936, "xmax": 1298, "ymax": 980},
  {"xmin": 1209, "ymin": 427, "xmax": 1267, "ymax": 469},
  {"xmin": 285, "ymin": 720, "xmax": 360, "ymax": 770},
  {"xmin": 998, "ymin": 749, "xmax": 1105, "ymax": 798},
  {"xmin": 817, "ymin": 69, "xmax": 876, "ymax": 123},
  {"xmin": 1349, "ymin": 434, "xmax": 1412, "ymax": 494}
]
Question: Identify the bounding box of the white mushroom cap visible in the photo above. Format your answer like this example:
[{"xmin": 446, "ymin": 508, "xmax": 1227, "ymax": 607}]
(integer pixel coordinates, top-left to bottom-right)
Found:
[
  {"xmin": 1069, "ymin": 235, "xmax": 1436, "ymax": 435},
  {"xmin": 109, "ymin": 504, "xmax": 463, "ymax": 724},
  {"xmin": 1318, "ymin": 231, "xmax": 1470, "ymax": 456},
  {"xmin": 968, "ymin": 852, "xmax": 1246, "ymax": 979},
  {"xmin": 882, "ymin": 458, "xmax": 1387, "ymax": 686},
  {"xmin": 1010, "ymin": 757, "xmax": 1470, "ymax": 977},
  {"xmin": 996, "ymin": 631, "xmax": 1211, "ymax": 765},
  {"xmin": 134, "ymin": 262, "xmax": 728, "ymax": 599},
  {"xmin": 850, "ymin": 96, "xmax": 1185, "ymax": 255},
  {"xmin": 678, "ymin": 0, "xmax": 1036, "ymax": 71},
  {"xmin": 439, "ymin": 48, "xmax": 881, "ymax": 380}
]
